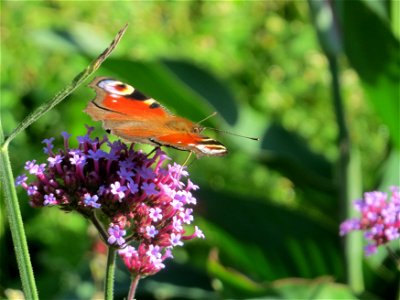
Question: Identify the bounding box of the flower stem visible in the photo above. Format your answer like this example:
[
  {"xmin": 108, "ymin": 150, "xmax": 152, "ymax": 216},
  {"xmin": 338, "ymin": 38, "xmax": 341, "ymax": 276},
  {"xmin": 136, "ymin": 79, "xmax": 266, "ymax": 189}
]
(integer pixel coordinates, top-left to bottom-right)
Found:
[
  {"xmin": 104, "ymin": 246, "xmax": 117, "ymax": 300},
  {"xmin": 0, "ymin": 139, "xmax": 39, "ymax": 299},
  {"xmin": 127, "ymin": 274, "xmax": 141, "ymax": 300},
  {"xmin": 90, "ymin": 211, "xmax": 109, "ymax": 243},
  {"xmin": 328, "ymin": 54, "xmax": 364, "ymax": 292}
]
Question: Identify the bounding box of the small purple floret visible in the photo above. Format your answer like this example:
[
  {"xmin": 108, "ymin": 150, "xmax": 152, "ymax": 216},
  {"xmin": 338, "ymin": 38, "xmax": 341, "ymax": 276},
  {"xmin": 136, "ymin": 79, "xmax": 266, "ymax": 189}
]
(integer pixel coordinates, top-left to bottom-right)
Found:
[
  {"xmin": 142, "ymin": 182, "xmax": 158, "ymax": 196},
  {"xmin": 170, "ymin": 233, "xmax": 183, "ymax": 246},
  {"xmin": 146, "ymin": 225, "xmax": 159, "ymax": 238},
  {"xmin": 83, "ymin": 193, "xmax": 101, "ymax": 209},
  {"xmin": 27, "ymin": 185, "xmax": 38, "ymax": 195},
  {"xmin": 108, "ymin": 224, "xmax": 126, "ymax": 246},
  {"xmin": 47, "ymin": 155, "xmax": 63, "ymax": 167},
  {"xmin": 110, "ymin": 181, "xmax": 127, "ymax": 200},
  {"xmin": 43, "ymin": 193, "xmax": 57, "ymax": 206},
  {"xmin": 15, "ymin": 174, "xmax": 28, "ymax": 187},
  {"xmin": 149, "ymin": 207, "xmax": 163, "ymax": 222},
  {"xmin": 127, "ymin": 181, "xmax": 139, "ymax": 194}
]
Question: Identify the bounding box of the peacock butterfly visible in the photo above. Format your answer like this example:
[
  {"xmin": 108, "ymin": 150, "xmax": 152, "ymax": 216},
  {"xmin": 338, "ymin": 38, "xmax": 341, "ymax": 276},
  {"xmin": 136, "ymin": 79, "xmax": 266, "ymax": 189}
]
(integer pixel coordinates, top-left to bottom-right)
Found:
[{"xmin": 84, "ymin": 77, "xmax": 228, "ymax": 157}]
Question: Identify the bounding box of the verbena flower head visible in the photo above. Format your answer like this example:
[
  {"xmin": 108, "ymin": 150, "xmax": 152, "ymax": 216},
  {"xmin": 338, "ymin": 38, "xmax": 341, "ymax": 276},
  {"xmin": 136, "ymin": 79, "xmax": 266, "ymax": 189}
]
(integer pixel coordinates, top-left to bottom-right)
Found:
[
  {"xmin": 16, "ymin": 126, "xmax": 204, "ymax": 276},
  {"xmin": 340, "ymin": 186, "xmax": 400, "ymax": 256}
]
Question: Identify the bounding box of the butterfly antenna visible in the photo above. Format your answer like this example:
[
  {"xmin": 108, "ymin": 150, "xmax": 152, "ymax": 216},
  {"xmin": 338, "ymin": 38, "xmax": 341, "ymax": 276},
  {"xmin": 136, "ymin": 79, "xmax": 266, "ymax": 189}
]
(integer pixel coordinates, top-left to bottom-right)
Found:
[
  {"xmin": 198, "ymin": 112, "xmax": 259, "ymax": 141},
  {"xmin": 197, "ymin": 112, "xmax": 218, "ymax": 124},
  {"xmin": 203, "ymin": 127, "xmax": 259, "ymax": 141}
]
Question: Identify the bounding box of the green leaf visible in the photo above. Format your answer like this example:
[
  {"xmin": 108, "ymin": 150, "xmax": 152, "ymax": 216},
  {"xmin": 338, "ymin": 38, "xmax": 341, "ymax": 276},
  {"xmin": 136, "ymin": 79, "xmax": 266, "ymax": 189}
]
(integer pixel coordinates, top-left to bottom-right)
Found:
[
  {"xmin": 339, "ymin": 0, "xmax": 400, "ymax": 148},
  {"xmin": 308, "ymin": 0, "xmax": 342, "ymax": 56},
  {"xmin": 161, "ymin": 59, "xmax": 239, "ymax": 126},
  {"xmin": 260, "ymin": 123, "xmax": 335, "ymax": 193},
  {"xmin": 207, "ymin": 248, "xmax": 272, "ymax": 298},
  {"xmin": 206, "ymin": 246, "xmax": 357, "ymax": 299},
  {"xmin": 271, "ymin": 279, "xmax": 358, "ymax": 300},
  {"xmin": 379, "ymin": 149, "xmax": 400, "ymax": 192},
  {"xmin": 198, "ymin": 188, "xmax": 344, "ymax": 281}
]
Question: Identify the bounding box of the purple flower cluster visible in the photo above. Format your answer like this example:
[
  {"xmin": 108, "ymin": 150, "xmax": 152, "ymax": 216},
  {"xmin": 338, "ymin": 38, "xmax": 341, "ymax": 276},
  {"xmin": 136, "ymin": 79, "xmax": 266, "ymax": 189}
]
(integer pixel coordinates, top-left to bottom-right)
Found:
[
  {"xmin": 340, "ymin": 186, "xmax": 400, "ymax": 255},
  {"xmin": 16, "ymin": 126, "xmax": 205, "ymax": 276}
]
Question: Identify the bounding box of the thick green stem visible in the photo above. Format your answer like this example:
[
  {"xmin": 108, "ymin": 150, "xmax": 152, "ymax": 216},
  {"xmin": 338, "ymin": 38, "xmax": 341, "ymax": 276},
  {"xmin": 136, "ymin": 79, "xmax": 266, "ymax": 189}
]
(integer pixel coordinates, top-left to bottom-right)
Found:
[
  {"xmin": 328, "ymin": 55, "xmax": 364, "ymax": 292},
  {"xmin": 0, "ymin": 141, "xmax": 39, "ymax": 300},
  {"xmin": 104, "ymin": 246, "xmax": 117, "ymax": 300}
]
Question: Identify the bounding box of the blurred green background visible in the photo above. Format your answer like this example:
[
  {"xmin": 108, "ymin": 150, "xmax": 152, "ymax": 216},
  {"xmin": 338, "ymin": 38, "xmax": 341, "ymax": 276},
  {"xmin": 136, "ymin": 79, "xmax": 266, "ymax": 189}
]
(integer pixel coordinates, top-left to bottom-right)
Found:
[{"xmin": 1, "ymin": 1, "xmax": 399, "ymax": 299}]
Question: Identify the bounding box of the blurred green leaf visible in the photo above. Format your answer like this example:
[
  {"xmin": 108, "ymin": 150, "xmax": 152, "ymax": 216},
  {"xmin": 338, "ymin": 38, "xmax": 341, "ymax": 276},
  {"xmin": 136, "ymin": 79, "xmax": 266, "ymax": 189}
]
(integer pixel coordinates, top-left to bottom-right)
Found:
[
  {"xmin": 308, "ymin": 0, "xmax": 342, "ymax": 56},
  {"xmin": 338, "ymin": 0, "xmax": 400, "ymax": 148},
  {"xmin": 199, "ymin": 188, "xmax": 344, "ymax": 281},
  {"xmin": 260, "ymin": 123, "xmax": 335, "ymax": 193},
  {"xmin": 379, "ymin": 149, "xmax": 400, "ymax": 191},
  {"xmin": 207, "ymin": 248, "xmax": 357, "ymax": 299},
  {"xmin": 199, "ymin": 220, "xmax": 274, "ymax": 281},
  {"xmin": 271, "ymin": 278, "xmax": 358, "ymax": 300},
  {"xmin": 162, "ymin": 59, "xmax": 239, "ymax": 125},
  {"xmin": 31, "ymin": 29, "xmax": 79, "ymax": 54},
  {"xmin": 140, "ymin": 279, "xmax": 218, "ymax": 299},
  {"xmin": 207, "ymin": 248, "xmax": 272, "ymax": 298}
]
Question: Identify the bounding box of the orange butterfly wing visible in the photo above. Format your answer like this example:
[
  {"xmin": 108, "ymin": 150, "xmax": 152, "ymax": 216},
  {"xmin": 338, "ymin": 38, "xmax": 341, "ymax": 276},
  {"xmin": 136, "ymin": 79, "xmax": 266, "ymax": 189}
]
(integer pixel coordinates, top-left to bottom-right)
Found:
[{"xmin": 85, "ymin": 77, "xmax": 227, "ymax": 157}]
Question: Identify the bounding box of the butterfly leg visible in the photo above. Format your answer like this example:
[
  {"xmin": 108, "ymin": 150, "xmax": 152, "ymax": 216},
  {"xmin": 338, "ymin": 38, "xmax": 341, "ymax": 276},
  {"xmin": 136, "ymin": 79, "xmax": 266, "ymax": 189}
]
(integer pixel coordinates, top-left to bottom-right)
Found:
[
  {"xmin": 146, "ymin": 146, "xmax": 161, "ymax": 157},
  {"xmin": 182, "ymin": 151, "xmax": 193, "ymax": 168}
]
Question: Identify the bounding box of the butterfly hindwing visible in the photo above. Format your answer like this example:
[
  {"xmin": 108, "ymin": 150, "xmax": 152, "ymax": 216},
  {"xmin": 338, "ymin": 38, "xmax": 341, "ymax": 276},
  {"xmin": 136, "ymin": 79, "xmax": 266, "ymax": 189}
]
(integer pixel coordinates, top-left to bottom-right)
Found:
[{"xmin": 157, "ymin": 133, "xmax": 228, "ymax": 156}]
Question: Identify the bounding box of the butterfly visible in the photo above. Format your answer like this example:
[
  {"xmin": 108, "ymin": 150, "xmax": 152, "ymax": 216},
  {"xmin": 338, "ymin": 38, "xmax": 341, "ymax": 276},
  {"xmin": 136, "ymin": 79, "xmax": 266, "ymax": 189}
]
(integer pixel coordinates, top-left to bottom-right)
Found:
[{"xmin": 84, "ymin": 77, "xmax": 228, "ymax": 157}]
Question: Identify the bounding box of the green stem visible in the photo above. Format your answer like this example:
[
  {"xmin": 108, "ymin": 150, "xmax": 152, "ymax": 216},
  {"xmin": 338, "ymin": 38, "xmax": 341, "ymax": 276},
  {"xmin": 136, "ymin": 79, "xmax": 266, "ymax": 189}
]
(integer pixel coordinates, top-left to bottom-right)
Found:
[
  {"xmin": 89, "ymin": 211, "xmax": 109, "ymax": 243},
  {"xmin": 104, "ymin": 246, "xmax": 117, "ymax": 300},
  {"xmin": 0, "ymin": 141, "xmax": 39, "ymax": 300},
  {"xmin": 127, "ymin": 274, "xmax": 141, "ymax": 300},
  {"xmin": 328, "ymin": 55, "xmax": 364, "ymax": 292}
]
